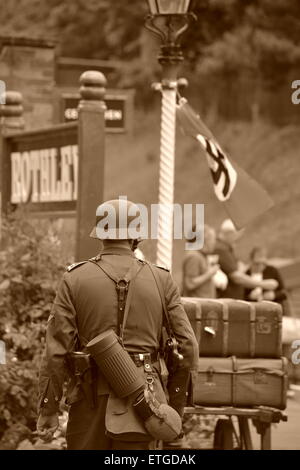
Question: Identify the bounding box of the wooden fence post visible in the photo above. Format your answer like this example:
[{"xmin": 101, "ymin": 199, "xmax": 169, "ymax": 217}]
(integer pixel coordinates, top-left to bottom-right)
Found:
[
  {"xmin": 0, "ymin": 91, "xmax": 24, "ymax": 242},
  {"xmin": 75, "ymin": 71, "xmax": 107, "ymax": 260},
  {"xmin": 0, "ymin": 91, "xmax": 24, "ymax": 133}
]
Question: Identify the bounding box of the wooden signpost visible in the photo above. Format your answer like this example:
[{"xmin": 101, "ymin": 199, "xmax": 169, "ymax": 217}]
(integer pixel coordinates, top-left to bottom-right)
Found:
[{"xmin": 0, "ymin": 71, "xmax": 108, "ymax": 260}]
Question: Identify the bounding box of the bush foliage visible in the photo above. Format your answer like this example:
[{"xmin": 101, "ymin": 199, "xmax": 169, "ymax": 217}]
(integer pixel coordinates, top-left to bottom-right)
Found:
[{"xmin": 0, "ymin": 212, "xmax": 71, "ymax": 449}]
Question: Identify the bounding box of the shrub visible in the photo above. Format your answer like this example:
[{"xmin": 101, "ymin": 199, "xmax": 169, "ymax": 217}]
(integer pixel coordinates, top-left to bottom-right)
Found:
[{"xmin": 0, "ymin": 211, "xmax": 73, "ymax": 449}]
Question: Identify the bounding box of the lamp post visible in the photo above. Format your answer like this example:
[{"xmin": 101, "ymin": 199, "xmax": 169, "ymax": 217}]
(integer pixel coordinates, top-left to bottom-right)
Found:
[{"xmin": 145, "ymin": 0, "xmax": 195, "ymax": 270}]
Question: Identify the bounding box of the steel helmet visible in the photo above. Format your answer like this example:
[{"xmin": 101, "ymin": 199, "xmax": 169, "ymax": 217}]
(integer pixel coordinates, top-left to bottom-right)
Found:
[{"xmin": 90, "ymin": 198, "xmax": 144, "ymax": 240}]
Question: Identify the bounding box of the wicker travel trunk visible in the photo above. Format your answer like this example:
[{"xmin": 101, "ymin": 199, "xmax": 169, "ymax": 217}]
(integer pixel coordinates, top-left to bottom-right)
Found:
[
  {"xmin": 182, "ymin": 298, "xmax": 282, "ymax": 358},
  {"xmin": 191, "ymin": 356, "xmax": 288, "ymax": 410}
]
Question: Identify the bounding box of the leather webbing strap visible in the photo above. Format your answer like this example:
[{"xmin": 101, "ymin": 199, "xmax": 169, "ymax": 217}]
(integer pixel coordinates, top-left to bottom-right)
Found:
[
  {"xmin": 88, "ymin": 257, "xmax": 144, "ymax": 342},
  {"xmin": 145, "ymin": 262, "xmax": 174, "ymax": 338}
]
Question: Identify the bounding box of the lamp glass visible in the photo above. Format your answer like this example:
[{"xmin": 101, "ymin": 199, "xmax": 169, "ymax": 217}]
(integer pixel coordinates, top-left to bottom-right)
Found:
[{"xmin": 147, "ymin": 0, "xmax": 191, "ymax": 15}]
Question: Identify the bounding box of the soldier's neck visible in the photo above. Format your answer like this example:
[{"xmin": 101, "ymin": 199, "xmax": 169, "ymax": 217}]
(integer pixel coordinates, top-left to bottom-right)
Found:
[{"xmin": 102, "ymin": 240, "xmax": 132, "ymax": 251}]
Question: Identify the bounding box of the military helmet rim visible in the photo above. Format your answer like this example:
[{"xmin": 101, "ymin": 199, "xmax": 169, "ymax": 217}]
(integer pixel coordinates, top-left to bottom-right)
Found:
[{"xmin": 89, "ymin": 198, "xmax": 144, "ymax": 240}]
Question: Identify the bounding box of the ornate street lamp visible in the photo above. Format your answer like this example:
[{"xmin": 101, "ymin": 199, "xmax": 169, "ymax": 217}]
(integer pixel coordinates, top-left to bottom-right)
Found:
[{"xmin": 145, "ymin": 0, "xmax": 195, "ymax": 270}]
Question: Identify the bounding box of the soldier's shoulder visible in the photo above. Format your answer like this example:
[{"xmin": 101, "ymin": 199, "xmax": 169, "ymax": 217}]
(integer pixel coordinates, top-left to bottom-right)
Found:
[
  {"xmin": 149, "ymin": 263, "xmax": 170, "ymax": 277},
  {"xmin": 66, "ymin": 261, "xmax": 88, "ymax": 272},
  {"xmin": 152, "ymin": 263, "xmax": 170, "ymax": 272}
]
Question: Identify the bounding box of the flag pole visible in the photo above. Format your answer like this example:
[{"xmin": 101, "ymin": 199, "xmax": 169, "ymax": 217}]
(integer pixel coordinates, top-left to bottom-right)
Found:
[
  {"xmin": 155, "ymin": 67, "xmax": 178, "ymax": 270},
  {"xmin": 145, "ymin": 9, "xmax": 195, "ymax": 270}
]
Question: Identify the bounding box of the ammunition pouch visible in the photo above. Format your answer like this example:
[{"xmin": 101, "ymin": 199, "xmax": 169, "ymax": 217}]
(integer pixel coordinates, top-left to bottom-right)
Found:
[{"xmin": 66, "ymin": 351, "xmax": 97, "ymax": 408}]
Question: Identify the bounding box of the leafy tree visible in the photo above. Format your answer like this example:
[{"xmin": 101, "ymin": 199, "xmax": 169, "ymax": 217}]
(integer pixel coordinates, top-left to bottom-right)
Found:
[
  {"xmin": 0, "ymin": 211, "xmax": 70, "ymax": 449},
  {"xmin": 1, "ymin": 0, "xmax": 300, "ymax": 86}
]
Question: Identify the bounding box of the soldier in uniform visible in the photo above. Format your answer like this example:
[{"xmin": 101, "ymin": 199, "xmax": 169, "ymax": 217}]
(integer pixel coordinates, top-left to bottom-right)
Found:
[{"xmin": 37, "ymin": 199, "xmax": 198, "ymax": 450}]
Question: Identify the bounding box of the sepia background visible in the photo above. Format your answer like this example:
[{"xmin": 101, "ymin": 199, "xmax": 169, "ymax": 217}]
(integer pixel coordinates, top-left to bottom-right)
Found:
[{"xmin": 0, "ymin": 0, "xmax": 299, "ymax": 450}]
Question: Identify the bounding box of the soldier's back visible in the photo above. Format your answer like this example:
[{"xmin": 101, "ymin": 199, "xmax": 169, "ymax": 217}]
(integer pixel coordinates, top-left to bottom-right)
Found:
[{"xmin": 64, "ymin": 252, "xmax": 166, "ymax": 354}]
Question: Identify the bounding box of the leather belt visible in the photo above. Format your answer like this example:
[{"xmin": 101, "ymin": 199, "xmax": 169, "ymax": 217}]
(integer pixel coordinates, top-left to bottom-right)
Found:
[{"xmin": 129, "ymin": 352, "xmax": 159, "ymax": 367}]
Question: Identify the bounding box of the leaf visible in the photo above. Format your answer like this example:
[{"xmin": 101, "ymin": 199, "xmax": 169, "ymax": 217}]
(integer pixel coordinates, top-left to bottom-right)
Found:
[
  {"xmin": 20, "ymin": 253, "xmax": 31, "ymax": 262},
  {"xmin": 29, "ymin": 309, "xmax": 44, "ymax": 319},
  {"xmin": 10, "ymin": 385, "xmax": 23, "ymax": 396},
  {"xmin": 0, "ymin": 280, "xmax": 10, "ymax": 291},
  {"xmin": 3, "ymin": 409, "xmax": 11, "ymax": 422},
  {"xmin": 11, "ymin": 276, "xmax": 23, "ymax": 284}
]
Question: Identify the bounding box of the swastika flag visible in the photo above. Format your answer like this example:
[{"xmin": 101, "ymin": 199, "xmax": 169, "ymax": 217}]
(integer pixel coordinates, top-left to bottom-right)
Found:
[{"xmin": 176, "ymin": 98, "xmax": 273, "ymax": 229}]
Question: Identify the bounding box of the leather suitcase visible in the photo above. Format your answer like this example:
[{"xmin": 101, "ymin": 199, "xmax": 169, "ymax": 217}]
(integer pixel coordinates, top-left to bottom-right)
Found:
[
  {"xmin": 191, "ymin": 356, "xmax": 288, "ymax": 410},
  {"xmin": 182, "ymin": 298, "xmax": 282, "ymax": 358}
]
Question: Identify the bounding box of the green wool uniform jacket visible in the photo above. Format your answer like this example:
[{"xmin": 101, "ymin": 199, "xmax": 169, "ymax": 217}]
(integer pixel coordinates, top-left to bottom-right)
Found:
[{"xmin": 38, "ymin": 245, "xmax": 199, "ymax": 416}]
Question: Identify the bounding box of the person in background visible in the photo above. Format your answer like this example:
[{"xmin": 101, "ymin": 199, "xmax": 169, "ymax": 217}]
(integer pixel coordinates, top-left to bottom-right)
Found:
[
  {"xmin": 214, "ymin": 219, "xmax": 279, "ymax": 299},
  {"xmin": 244, "ymin": 246, "xmax": 288, "ymax": 307},
  {"xmin": 245, "ymin": 246, "xmax": 294, "ymax": 398},
  {"xmin": 182, "ymin": 225, "xmax": 218, "ymax": 298}
]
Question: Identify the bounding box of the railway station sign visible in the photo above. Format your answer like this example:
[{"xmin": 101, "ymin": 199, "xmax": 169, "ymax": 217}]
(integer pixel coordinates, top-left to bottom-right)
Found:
[{"xmin": 1, "ymin": 123, "xmax": 78, "ymax": 214}]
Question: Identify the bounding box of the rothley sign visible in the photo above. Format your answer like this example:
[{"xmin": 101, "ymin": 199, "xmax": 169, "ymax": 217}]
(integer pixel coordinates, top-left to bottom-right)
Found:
[
  {"xmin": 1, "ymin": 122, "xmax": 78, "ymax": 213},
  {"xmin": 10, "ymin": 145, "xmax": 78, "ymax": 204}
]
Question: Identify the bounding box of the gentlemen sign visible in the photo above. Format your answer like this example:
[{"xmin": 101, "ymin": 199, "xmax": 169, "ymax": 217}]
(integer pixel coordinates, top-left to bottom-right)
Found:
[{"xmin": 61, "ymin": 91, "xmax": 132, "ymax": 133}]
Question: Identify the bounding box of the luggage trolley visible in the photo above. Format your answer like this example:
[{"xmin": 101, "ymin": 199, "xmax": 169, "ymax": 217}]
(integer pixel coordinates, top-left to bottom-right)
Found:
[
  {"xmin": 184, "ymin": 405, "xmax": 287, "ymax": 450},
  {"xmin": 180, "ymin": 297, "xmax": 288, "ymax": 450}
]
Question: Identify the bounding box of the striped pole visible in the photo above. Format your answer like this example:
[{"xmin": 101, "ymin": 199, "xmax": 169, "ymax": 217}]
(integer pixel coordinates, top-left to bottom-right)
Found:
[
  {"xmin": 156, "ymin": 81, "xmax": 177, "ymax": 270},
  {"xmin": 144, "ymin": 14, "xmax": 193, "ymax": 270}
]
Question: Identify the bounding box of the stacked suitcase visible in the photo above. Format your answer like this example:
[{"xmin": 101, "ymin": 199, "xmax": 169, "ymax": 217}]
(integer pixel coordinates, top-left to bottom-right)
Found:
[{"xmin": 181, "ymin": 298, "xmax": 288, "ymax": 410}]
